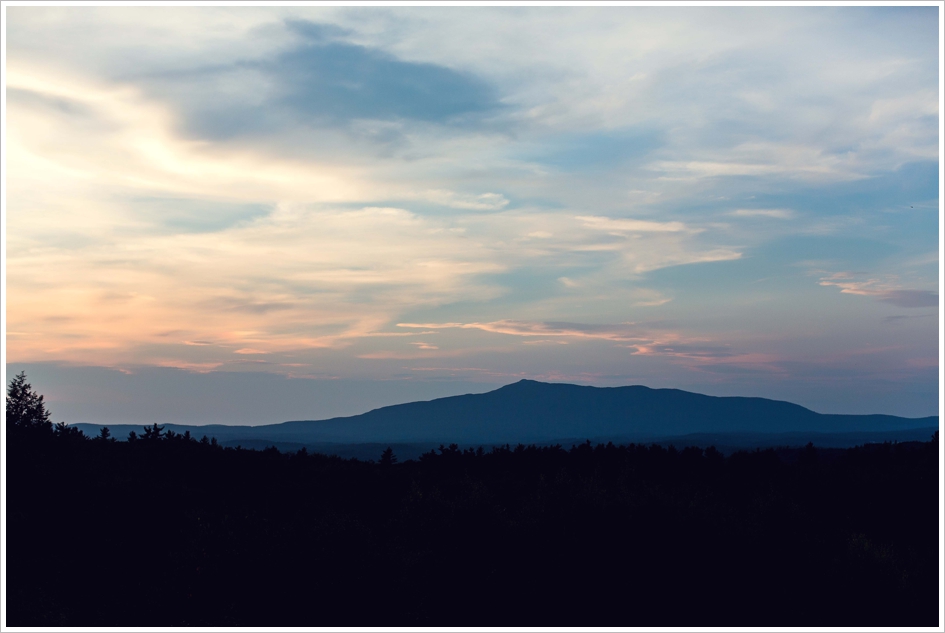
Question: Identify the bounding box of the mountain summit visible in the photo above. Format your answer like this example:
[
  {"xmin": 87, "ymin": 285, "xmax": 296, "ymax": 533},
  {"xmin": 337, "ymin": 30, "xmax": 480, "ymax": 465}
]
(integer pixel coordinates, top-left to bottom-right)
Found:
[{"xmin": 272, "ymin": 379, "xmax": 933, "ymax": 444}]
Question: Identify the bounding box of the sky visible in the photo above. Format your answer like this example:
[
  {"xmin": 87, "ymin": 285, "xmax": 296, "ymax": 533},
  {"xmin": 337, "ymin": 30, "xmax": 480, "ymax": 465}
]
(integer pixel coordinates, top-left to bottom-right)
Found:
[{"xmin": 3, "ymin": 5, "xmax": 941, "ymax": 425}]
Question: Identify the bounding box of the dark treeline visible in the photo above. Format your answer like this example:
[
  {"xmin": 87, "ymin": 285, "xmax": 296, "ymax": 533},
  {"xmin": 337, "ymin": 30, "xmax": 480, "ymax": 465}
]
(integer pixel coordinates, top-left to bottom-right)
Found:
[{"xmin": 5, "ymin": 373, "xmax": 941, "ymax": 626}]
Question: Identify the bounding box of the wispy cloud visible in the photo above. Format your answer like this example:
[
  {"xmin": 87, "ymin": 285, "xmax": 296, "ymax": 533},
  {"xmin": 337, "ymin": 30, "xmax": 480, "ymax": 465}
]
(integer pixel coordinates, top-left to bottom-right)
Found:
[
  {"xmin": 819, "ymin": 273, "xmax": 939, "ymax": 308},
  {"xmin": 576, "ymin": 215, "xmax": 688, "ymax": 233},
  {"xmin": 650, "ymin": 143, "xmax": 867, "ymax": 183},
  {"xmin": 396, "ymin": 320, "xmax": 730, "ymax": 360},
  {"xmin": 398, "ymin": 319, "xmax": 660, "ymax": 342},
  {"xmin": 417, "ymin": 189, "xmax": 509, "ymax": 210},
  {"xmin": 729, "ymin": 208, "xmax": 795, "ymax": 219}
]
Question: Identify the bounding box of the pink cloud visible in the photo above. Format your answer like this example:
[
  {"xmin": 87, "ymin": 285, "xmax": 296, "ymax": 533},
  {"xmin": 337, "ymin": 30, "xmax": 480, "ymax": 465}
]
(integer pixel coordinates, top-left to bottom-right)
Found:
[{"xmin": 819, "ymin": 273, "xmax": 938, "ymax": 308}]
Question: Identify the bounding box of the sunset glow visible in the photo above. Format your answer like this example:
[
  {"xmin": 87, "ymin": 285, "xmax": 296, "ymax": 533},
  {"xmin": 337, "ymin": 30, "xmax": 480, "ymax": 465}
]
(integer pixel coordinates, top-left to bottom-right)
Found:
[{"xmin": 4, "ymin": 6, "xmax": 940, "ymax": 423}]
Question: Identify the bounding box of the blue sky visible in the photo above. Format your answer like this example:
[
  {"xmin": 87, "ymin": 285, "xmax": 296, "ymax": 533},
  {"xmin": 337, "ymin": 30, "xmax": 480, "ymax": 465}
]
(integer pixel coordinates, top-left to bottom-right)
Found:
[{"xmin": 4, "ymin": 6, "xmax": 941, "ymax": 423}]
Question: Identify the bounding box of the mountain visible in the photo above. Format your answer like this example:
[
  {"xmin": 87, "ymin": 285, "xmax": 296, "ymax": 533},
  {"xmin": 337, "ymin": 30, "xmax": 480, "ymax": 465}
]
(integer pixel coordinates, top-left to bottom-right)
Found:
[{"xmin": 73, "ymin": 379, "xmax": 938, "ymax": 453}]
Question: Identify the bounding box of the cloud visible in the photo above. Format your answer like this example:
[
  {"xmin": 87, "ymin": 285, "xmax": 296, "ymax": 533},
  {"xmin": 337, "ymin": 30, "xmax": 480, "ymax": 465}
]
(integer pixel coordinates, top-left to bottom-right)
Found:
[
  {"xmin": 576, "ymin": 215, "xmax": 688, "ymax": 233},
  {"xmin": 819, "ymin": 273, "xmax": 939, "ymax": 308},
  {"xmin": 128, "ymin": 197, "xmax": 272, "ymax": 234},
  {"xmin": 418, "ymin": 189, "xmax": 509, "ymax": 210},
  {"xmin": 729, "ymin": 208, "xmax": 795, "ymax": 219},
  {"xmin": 143, "ymin": 19, "xmax": 503, "ymax": 142},
  {"xmin": 398, "ymin": 319, "xmax": 652, "ymax": 342},
  {"xmin": 5, "ymin": 204, "xmax": 508, "ymax": 366},
  {"xmin": 395, "ymin": 320, "xmax": 732, "ymax": 360},
  {"xmin": 650, "ymin": 143, "xmax": 866, "ymax": 183},
  {"xmin": 357, "ymin": 349, "xmax": 465, "ymax": 360},
  {"xmin": 875, "ymin": 290, "xmax": 939, "ymax": 308},
  {"xmin": 392, "ymin": 319, "xmax": 790, "ymax": 371},
  {"xmin": 630, "ymin": 343, "xmax": 739, "ymax": 360},
  {"xmin": 4, "ymin": 68, "xmax": 368, "ymax": 205},
  {"xmin": 275, "ymin": 22, "xmax": 501, "ymax": 122},
  {"xmin": 6, "ymin": 180, "xmax": 744, "ymax": 370},
  {"xmin": 633, "ymin": 295, "xmax": 672, "ymax": 307}
]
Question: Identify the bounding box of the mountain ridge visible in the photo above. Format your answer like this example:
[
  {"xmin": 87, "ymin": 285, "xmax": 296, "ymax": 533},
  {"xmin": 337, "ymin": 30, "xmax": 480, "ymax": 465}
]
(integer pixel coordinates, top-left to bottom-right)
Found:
[{"xmin": 73, "ymin": 379, "xmax": 937, "ymax": 450}]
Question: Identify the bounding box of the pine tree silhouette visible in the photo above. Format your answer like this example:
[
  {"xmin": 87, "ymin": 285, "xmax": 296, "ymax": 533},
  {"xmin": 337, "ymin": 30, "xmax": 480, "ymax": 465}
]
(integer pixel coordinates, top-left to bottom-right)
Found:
[
  {"xmin": 6, "ymin": 372, "xmax": 53, "ymax": 437},
  {"xmin": 142, "ymin": 423, "xmax": 165, "ymax": 442},
  {"xmin": 380, "ymin": 447, "xmax": 398, "ymax": 466}
]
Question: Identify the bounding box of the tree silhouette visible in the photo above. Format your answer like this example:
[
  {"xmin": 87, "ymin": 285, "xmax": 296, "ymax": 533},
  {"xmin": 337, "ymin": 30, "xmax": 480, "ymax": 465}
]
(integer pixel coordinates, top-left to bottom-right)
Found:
[
  {"xmin": 6, "ymin": 371, "xmax": 53, "ymax": 436},
  {"xmin": 53, "ymin": 420, "xmax": 86, "ymax": 442},
  {"xmin": 380, "ymin": 447, "xmax": 398, "ymax": 466},
  {"xmin": 142, "ymin": 423, "xmax": 165, "ymax": 442}
]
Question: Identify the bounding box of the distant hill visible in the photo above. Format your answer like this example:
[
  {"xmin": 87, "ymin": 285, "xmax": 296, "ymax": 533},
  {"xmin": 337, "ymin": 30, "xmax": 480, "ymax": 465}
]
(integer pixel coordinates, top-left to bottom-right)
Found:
[{"xmin": 73, "ymin": 379, "xmax": 938, "ymax": 453}]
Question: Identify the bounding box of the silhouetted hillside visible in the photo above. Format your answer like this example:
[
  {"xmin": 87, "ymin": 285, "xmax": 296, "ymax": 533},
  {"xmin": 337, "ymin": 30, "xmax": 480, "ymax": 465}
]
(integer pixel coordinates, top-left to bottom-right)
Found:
[
  {"xmin": 6, "ymin": 424, "xmax": 940, "ymax": 626},
  {"xmin": 75, "ymin": 379, "xmax": 938, "ymax": 449}
]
